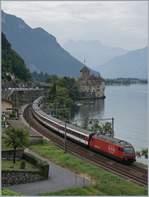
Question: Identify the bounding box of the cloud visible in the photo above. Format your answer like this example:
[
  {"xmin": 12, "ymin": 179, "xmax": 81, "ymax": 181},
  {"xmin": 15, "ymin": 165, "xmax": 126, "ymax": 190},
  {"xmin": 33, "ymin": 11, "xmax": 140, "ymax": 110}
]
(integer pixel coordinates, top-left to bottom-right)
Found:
[{"xmin": 1, "ymin": 1, "xmax": 148, "ymax": 50}]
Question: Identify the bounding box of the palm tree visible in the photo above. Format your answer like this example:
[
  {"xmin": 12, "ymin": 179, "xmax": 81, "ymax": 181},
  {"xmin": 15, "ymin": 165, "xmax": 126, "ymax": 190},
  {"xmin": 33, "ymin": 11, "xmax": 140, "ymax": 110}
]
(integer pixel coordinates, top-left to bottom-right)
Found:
[{"xmin": 4, "ymin": 127, "xmax": 29, "ymax": 164}]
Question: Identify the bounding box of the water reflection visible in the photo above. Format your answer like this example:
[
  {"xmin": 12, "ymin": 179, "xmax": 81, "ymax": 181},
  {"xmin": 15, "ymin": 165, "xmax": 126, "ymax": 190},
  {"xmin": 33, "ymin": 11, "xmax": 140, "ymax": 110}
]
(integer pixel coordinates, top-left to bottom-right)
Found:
[{"xmin": 72, "ymin": 99, "xmax": 105, "ymax": 127}]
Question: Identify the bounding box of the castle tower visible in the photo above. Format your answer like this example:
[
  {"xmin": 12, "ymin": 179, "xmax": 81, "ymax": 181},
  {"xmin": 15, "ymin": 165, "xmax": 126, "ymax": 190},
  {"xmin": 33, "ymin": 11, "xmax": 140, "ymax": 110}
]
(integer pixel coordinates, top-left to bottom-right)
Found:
[
  {"xmin": 79, "ymin": 66, "xmax": 105, "ymax": 99},
  {"xmin": 80, "ymin": 66, "xmax": 90, "ymax": 80}
]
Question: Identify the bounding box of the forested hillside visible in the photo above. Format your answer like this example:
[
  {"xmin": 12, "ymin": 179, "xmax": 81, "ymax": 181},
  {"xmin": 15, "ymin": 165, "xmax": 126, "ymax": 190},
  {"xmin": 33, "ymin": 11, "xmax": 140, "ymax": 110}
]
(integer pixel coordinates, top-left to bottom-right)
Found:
[{"xmin": 2, "ymin": 32, "xmax": 31, "ymax": 81}]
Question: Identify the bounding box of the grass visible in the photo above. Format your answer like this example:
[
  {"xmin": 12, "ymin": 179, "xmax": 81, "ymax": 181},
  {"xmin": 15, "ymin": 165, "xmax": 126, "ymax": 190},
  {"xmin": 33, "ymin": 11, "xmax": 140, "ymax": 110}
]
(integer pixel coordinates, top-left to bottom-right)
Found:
[
  {"xmin": 2, "ymin": 159, "xmax": 39, "ymax": 171},
  {"xmin": 30, "ymin": 140, "xmax": 148, "ymax": 196},
  {"xmin": 40, "ymin": 187, "xmax": 105, "ymax": 196},
  {"xmin": 2, "ymin": 188, "xmax": 22, "ymax": 196}
]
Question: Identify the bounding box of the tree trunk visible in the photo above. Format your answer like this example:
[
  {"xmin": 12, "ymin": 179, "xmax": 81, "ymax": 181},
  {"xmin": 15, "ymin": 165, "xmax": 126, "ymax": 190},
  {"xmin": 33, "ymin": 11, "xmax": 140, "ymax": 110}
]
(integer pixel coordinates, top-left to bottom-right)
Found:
[{"xmin": 13, "ymin": 147, "xmax": 16, "ymax": 164}]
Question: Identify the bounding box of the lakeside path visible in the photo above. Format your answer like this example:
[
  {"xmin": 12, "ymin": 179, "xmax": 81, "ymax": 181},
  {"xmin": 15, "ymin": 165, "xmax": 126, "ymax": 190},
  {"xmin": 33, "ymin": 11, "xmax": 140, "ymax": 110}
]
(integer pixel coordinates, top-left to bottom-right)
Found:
[{"xmin": 6, "ymin": 149, "xmax": 89, "ymax": 196}]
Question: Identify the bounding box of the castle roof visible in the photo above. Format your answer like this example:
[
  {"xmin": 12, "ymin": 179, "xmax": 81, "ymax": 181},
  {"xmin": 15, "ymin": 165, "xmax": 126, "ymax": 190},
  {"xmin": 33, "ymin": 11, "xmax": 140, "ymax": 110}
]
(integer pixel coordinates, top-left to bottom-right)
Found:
[
  {"xmin": 80, "ymin": 66, "xmax": 90, "ymax": 73},
  {"xmin": 79, "ymin": 66, "xmax": 105, "ymax": 82}
]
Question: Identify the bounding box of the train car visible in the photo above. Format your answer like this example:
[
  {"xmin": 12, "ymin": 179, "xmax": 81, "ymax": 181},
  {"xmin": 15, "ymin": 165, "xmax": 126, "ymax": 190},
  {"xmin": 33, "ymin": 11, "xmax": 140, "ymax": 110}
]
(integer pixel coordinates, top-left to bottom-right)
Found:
[
  {"xmin": 32, "ymin": 97, "xmax": 136, "ymax": 163},
  {"xmin": 89, "ymin": 133, "xmax": 136, "ymax": 163},
  {"xmin": 32, "ymin": 98, "xmax": 89, "ymax": 145}
]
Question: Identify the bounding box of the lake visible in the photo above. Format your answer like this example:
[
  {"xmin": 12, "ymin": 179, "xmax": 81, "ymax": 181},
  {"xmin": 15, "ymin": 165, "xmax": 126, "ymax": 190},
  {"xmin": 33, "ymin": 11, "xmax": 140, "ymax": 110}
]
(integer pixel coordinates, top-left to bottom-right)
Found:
[{"xmin": 72, "ymin": 84, "xmax": 148, "ymax": 164}]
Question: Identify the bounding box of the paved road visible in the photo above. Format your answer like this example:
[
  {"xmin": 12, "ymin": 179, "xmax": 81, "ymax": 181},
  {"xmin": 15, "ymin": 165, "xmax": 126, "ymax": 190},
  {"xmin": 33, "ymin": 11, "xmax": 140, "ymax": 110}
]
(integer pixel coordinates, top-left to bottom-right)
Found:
[{"xmin": 6, "ymin": 150, "xmax": 90, "ymax": 196}]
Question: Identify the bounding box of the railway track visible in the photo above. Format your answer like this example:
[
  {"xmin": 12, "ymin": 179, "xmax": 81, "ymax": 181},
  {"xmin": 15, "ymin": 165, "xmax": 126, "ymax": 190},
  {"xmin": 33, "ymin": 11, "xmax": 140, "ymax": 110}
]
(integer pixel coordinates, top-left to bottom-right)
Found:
[{"xmin": 24, "ymin": 105, "xmax": 148, "ymax": 187}]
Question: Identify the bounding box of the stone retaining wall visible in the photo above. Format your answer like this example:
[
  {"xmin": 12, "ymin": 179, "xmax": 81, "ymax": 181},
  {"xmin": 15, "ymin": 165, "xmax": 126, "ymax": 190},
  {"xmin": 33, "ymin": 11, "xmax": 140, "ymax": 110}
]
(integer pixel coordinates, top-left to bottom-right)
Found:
[
  {"xmin": 2, "ymin": 170, "xmax": 43, "ymax": 187},
  {"xmin": 23, "ymin": 152, "xmax": 49, "ymax": 179},
  {"xmin": 2, "ymin": 149, "xmax": 24, "ymax": 160},
  {"xmin": 2, "ymin": 149, "xmax": 49, "ymax": 186}
]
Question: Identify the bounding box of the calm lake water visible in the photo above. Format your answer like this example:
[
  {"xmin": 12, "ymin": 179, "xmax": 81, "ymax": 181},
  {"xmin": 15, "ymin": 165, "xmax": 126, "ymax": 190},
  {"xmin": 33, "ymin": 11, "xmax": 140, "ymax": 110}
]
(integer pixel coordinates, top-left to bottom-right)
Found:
[{"xmin": 72, "ymin": 84, "xmax": 148, "ymax": 164}]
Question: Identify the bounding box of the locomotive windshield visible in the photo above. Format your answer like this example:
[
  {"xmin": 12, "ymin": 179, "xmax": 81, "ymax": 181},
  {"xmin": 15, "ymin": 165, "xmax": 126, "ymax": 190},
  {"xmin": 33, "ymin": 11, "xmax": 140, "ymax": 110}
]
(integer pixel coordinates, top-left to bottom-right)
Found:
[{"xmin": 124, "ymin": 147, "xmax": 134, "ymax": 153}]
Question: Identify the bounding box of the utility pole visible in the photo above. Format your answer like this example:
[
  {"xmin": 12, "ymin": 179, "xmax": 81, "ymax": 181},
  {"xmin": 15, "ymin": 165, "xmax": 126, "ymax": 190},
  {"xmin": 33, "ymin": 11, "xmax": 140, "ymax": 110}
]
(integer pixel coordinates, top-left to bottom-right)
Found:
[
  {"xmin": 64, "ymin": 109, "xmax": 71, "ymax": 153},
  {"xmin": 112, "ymin": 117, "xmax": 114, "ymax": 137},
  {"xmin": 49, "ymin": 106, "xmax": 69, "ymax": 153},
  {"xmin": 84, "ymin": 57, "xmax": 86, "ymax": 65},
  {"xmin": 64, "ymin": 121, "xmax": 67, "ymax": 153}
]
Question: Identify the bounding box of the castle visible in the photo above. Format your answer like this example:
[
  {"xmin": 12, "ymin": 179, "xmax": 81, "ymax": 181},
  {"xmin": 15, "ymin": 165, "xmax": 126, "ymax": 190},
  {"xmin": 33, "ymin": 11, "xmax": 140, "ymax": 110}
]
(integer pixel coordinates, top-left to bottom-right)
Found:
[{"xmin": 78, "ymin": 66, "xmax": 105, "ymax": 99}]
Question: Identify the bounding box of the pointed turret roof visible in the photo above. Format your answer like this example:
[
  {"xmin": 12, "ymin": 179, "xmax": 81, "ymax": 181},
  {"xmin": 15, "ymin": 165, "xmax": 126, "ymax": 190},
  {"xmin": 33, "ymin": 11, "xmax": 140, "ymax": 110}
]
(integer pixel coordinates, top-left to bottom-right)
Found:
[{"xmin": 80, "ymin": 66, "xmax": 90, "ymax": 73}]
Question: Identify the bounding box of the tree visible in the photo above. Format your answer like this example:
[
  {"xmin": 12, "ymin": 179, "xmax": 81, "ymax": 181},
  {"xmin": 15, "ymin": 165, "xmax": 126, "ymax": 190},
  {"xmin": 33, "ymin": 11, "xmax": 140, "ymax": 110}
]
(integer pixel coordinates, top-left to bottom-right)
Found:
[
  {"xmin": 46, "ymin": 75, "xmax": 58, "ymax": 84},
  {"xmin": 86, "ymin": 119, "xmax": 113, "ymax": 136},
  {"xmin": 57, "ymin": 109, "xmax": 70, "ymax": 122},
  {"xmin": 49, "ymin": 82, "xmax": 57, "ymax": 101},
  {"xmin": 2, "ymin": 33, "xmax": 31, "ymax": 81},
  {"xmin": 136, "ymin": 148, "xmax": 148, "ymax": 159},
  {"xmin": 48, "ymin": 76, "xmax": 81, "ymax": 122},
  {"xmin": 4, "ymin": 127, "xmax": 29, "ymax": 164},
  {"xmin": 141, "ymin": 148, "xmax": 148, "ymax": 159},
  {"xmin": 102, "ymin": 122, "xmax": 113, "ymax": 135}
]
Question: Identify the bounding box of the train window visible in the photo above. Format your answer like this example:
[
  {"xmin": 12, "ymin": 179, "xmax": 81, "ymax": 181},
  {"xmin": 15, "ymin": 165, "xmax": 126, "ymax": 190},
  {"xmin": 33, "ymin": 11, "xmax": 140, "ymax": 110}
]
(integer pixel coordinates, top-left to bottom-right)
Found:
[
  {"xmin": 66, "ymin": 128, "xmax": 86, "ymax": 140},
  {"xmin": 59, "ymin": 126, "xmax": 64, "ymax": 131},
  {"xmin": 70, "ymin": 130, "xmax": 73, "ymax": 135},
  {"xmin": 124, "ymin": 147, "xmax": 134, "ymax": 153}
]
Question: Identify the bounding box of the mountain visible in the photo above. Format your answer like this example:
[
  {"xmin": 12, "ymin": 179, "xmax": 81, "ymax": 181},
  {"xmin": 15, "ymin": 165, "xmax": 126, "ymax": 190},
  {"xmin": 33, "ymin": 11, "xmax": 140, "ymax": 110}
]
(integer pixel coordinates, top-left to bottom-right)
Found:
[
  {"xmin": 63, "ymin": 40, "xmax": 128, "ymax": 70},
  {"xmin": 2, "ymin": 32, "xmax": 31, "ymax": 81},
  {"xmin": 2, "ymin": 11, "xmax": 87, "ymax": 77},
  {"xmin": 98, "ymin": 47, "xmax": 148, "ymax": 79}
]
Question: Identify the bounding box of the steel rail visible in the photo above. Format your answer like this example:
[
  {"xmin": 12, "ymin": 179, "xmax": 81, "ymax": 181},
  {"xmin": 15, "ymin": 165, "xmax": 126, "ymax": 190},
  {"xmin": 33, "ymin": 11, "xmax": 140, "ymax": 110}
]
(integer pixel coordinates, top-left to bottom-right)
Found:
[{"xmin": 24, "ymin": 105, "xmax": 148, "ymax": 187}]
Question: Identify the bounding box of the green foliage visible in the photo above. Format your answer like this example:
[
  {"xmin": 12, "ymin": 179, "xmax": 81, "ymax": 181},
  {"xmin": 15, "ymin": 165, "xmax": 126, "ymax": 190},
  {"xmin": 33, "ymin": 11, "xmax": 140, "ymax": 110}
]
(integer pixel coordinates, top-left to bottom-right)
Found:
[
  {"xmin": 4, "ymin": 127, "xmax": 29, "ymax": 163},
  {"xmin": 4, "ymin": 127, "xmax": 29, "ymax": 149},
  {"xmin": 49, "ymin": 82, "xmax": 57, "ymax": 101},
  {"xmin": 136, "ymin": 148, "xmax": 148, "ymax": 159},
  {"xmin": 57, "ymin": 77, "xmax": 80, "ymax": 101},
  {"xmin": 87, "ymin": 119, "xmax": 113, "ymax": 135},
  {"xmin": 141, "ymin": 149, "xmax": 148, "ymax": 158},
  {"xmin": 48, "ymin": 76, "xmax": 80, "ymax": 120},
  {"xmin": 2, "ymin": 188, "xmax": 22, "ymax": 196},
  {"xmin": 2, "ymin": 32, "xmax": 31, "ymax": 81},
  {"xmin": 46, "ymin": 74, "xmax": 58, "ymax": 83},
  {"xmin": 40, "ymin": 187, "xmax": 105, "ymax": 196}
]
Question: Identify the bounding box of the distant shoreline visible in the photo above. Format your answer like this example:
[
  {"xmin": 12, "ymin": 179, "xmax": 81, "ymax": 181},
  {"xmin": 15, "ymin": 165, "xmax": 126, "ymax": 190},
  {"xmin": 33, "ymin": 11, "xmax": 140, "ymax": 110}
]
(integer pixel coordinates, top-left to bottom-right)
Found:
[{"xmin": 105, "ymin": 78, "xmax": 147, "ymax": 86}]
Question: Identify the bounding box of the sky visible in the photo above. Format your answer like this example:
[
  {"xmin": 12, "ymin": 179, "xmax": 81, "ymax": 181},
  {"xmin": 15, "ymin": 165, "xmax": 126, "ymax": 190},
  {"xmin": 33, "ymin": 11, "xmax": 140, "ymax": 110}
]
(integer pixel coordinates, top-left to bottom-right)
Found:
[{"xmin": 2, "ymin": 1, "xmax": 148, "ymax": 50}]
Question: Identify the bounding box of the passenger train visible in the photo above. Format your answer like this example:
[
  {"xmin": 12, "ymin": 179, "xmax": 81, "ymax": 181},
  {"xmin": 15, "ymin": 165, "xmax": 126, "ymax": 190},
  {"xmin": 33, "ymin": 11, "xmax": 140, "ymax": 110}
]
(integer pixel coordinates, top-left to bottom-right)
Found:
[{"xmin": 32, "ymin": 97, "xmax": 136, "ymax": 163}]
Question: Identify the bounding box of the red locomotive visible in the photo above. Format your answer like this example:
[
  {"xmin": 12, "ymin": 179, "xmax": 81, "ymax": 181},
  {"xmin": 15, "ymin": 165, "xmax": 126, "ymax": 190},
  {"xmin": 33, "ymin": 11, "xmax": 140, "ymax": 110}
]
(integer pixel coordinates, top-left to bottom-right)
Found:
[
  {"xmin": 89, "ymin": 133, "xmax": 136, "ymax": 163},
  {"xmin": 32, "ymin": 97, "xmax": 136, "ymax": 164}
]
